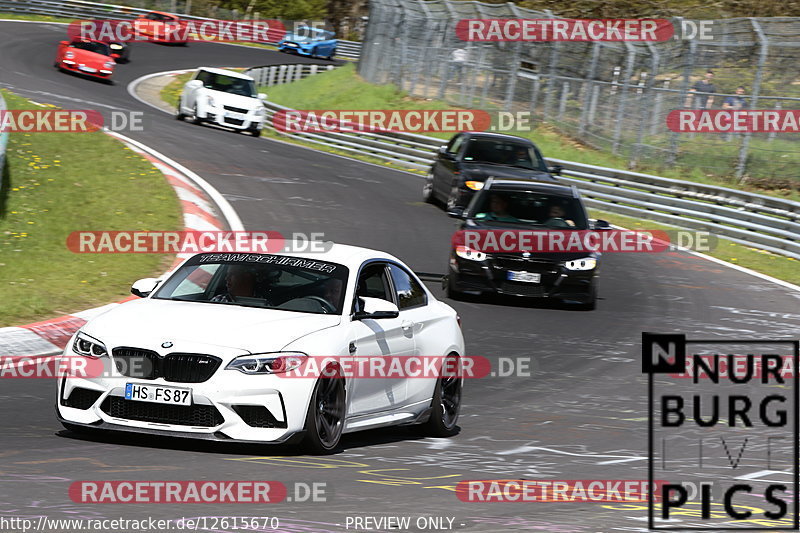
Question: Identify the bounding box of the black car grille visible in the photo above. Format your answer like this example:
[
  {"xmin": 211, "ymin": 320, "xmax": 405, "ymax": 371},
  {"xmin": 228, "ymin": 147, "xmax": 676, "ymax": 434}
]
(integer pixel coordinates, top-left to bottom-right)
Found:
[
  {"xmin": 232, "ymin": 405, "xmax": 287, "ymax": 428},
  {"xmin": 112, "ymin": 348, "xmax": 221, "ymax": 383},
  {"xmin": 223, "ymin": 105, "xmax": 248, "ymax": 114},
  {"xmin": 61, "ymin": 387, "xmax": 103, "ymax": 409},
  {"xmin": 499, "ymin": 282, "xmax": 547, "ymax": 297},
  {"xmin": 101, "ymin": 396, "xmax": 224, "ymax": 427},
  {"xmin": 224, "ymin": 118, "xmax": 245, "ymax": 126},
  {"xmin": 492, "ymin": 254, "xmax": 558, "ymax": 273}
]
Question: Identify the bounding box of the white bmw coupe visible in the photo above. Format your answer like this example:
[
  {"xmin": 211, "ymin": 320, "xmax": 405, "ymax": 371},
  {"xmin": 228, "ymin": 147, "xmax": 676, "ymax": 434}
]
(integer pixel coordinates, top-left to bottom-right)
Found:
[{"xmin": 57, "ymin": 244, "xmax": 465, "ymax": 453}]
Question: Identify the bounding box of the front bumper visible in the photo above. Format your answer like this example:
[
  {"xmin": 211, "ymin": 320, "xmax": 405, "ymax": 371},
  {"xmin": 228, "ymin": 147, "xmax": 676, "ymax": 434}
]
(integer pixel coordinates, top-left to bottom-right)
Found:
[
  {"xmin": 56, "ymin": 351, "xmax": 315, "ymax": 443},
  {"xmin": 278, "ymin": 43, "xmax": 313, "ymax": 56},
  {"xmin": 204, "ymin": 108, "xmax": 264, "ymax": 131},
  {"xmin": 59, "ymin": 61, "xmax": 113, "ymax": 79},
  {"xmin": 448, "ymin": 253, "xmax": 597, "ymax": 301}
]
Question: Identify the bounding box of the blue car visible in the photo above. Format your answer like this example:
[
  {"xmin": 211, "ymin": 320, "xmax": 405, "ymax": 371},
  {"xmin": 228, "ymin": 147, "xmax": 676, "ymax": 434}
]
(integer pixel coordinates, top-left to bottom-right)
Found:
[{"xmin": 278, "ymin": 27, "xmax": 337, "ymax": 59}]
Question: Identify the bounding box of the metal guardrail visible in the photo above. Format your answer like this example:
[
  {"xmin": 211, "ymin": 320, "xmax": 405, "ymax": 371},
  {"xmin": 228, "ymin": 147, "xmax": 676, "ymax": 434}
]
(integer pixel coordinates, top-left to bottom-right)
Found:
[
  {"xmin": 254, "ymin": 65, "xmax": 800, "ymax": 260},
  {"xmin": 246, "ymin": 64, "xmax": 336, "ymax": 87},
  {"xmin": 0, "ymin": 0, "xmax": 362, "ymax": 59}
]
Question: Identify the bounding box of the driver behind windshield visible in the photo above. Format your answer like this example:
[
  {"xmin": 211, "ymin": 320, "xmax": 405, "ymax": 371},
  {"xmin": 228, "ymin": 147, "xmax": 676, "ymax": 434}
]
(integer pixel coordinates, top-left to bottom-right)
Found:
[
  {"xmin": 546, "ymin": 203, "xmax": 576, "ymax": 227},
  {"xmin": 506, "ymin": 146, "xmax": 532, "ymax": 167},
  {"xmin": 211, "ymin": 265, "xmax": 257, "ymax": 302},
  {"xmin": 475, "ymin": 194, "xmax": 521, "ymax": 223}
]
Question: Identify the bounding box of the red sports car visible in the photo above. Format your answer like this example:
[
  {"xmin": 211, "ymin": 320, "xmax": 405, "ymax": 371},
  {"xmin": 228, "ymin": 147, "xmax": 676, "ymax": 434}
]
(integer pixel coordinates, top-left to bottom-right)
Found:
[
  {"xmin": 55, "ymin": 40, "xmax": 116, "ymax": 83},
  {"xmin": 133, "ymin": 11, "xmax": 188, "ymax": 45}
]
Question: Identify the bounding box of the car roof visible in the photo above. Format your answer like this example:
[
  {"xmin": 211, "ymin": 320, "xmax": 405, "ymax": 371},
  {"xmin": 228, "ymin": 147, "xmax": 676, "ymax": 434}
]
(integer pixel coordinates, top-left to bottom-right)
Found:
[
  {"xmin": 461, "ymin": 132, "xmax": 535, "ymax": 143},
  {"xmin": 485, "ymin": 179, "xmax": 578, "ymax": 197},
  {"xmin": 196, "ymin": 67, "xmax": 255, "ymax": 81},
  {"xmin": 71, "ymin": 39, "xmax": 108, "ymax": 45}
]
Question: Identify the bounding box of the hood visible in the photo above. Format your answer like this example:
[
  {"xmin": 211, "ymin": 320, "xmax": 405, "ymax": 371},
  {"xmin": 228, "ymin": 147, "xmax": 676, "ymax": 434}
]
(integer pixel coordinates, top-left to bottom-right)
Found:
[
  {"xmin": 460, "ymin": 162, "xmax": 554, "ymax": 182},
  {"xmin": 71, "ymin": 50, "xmax": 114, "ymax": 68},
  {"xmin": 204, "ymin": 90, "xmax": 261, "ymax": 109},
  {"xmin": 82, "ymin": 298, "xmax": 341, "ymax": 353}
]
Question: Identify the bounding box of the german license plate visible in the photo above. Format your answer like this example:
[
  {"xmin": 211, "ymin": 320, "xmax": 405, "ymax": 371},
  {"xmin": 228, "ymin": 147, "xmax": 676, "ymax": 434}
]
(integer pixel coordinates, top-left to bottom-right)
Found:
[
  {"xmin": 78, "ymin": 65, "xmax": 97, "ymax": 73},
  {"xmin": 124, "ymin": 383, "xmax": 192, "ymax": 406},
  {"xmin": 507, "ymin": 271, "xmax": 541, "ymax": 283},
  {"xmin": 225, "ymin": 112, "xmax": 245, "ymax": 120}
]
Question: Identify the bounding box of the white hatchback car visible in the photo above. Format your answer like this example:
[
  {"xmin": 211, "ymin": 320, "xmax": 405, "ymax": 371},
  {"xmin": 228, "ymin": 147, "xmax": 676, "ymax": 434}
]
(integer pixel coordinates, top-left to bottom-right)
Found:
[
  {"xmin": 57, "ymin": 244, "xmax": 465, "ymax": 453},
  {"xmin": 177, "ymin": 67, "xmax": 266, "ymax": 136}
]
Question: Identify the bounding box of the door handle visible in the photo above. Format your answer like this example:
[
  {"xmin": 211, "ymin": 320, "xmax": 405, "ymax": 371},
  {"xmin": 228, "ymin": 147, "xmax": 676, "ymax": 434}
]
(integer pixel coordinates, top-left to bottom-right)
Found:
[
  {"xmin": 401, "ymin": 321, "xmax": 414, "ymax": 332},
  {"xmin": 349, "ymin": 341, "xmax": 357, "ymax": 354}
]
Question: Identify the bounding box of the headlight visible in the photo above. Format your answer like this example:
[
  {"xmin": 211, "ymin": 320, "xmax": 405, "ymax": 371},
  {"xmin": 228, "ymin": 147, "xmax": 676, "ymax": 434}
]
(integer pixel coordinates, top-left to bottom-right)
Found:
[
  {"xmin": 109, "ymin": 43, "xmax": 123, "ymax": 50},
  {"xmin": 254, "ymin": 107, "xmax": 266, "ymax": 116},
  {"xmin": 465, "ymin": 180, "xmax": 484, "ymax": 191},
  {"xmin": 104, "ymin": 62, "xmax": 115, "ymax": 69},
  {"xmin": 564, "ymin": 258, "xmax": 597, "ymax": 271},
  {"xmin": 65, "ymin": 51, "xmax": 75, "ymax": 59},
  {"xmin": 72, "ymin": 332, "xmax": 108, "ymax": 358},
  {"xmin": 206, "ymin": 95, "xmax": 215, "ymax": 107},
  {"xmin": 226, "ymin": 352, "xmax": 307, "ymax": 375},
  {"xmin": 455, "ymin": 245, "xmax": 487, "ymax": 262}
]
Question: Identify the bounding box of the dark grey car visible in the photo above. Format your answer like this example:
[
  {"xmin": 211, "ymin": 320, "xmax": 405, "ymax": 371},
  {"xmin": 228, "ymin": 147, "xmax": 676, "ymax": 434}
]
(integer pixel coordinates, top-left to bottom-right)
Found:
[{"xmin": 423, "ymin": 132, "xmax": 562, "ymax": 209}]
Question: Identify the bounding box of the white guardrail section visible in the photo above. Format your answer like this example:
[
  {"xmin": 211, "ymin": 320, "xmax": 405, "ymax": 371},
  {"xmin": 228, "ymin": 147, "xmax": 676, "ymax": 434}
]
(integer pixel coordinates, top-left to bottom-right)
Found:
[
  {"xmin": 245, "ymin": 66, "xmax": 800, "ymax": 260},
  {"xmin": 0, "ymin": 0, "xmax": 362, "ymax": 59}
]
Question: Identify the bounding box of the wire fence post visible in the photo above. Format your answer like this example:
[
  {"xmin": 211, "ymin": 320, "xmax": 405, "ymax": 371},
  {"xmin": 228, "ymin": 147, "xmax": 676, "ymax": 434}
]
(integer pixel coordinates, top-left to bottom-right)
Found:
[
  {"xmin": 736, "ymin": 19, "xmax": 767, "ymax": 183},
  {"xmin": 612, "ymin": 43, "xmax": 636, "ymax": 156},
  {"xmin": 542, "ymin": 11, "xmax": 560, "ymax": 120},
  {"xmin": 578, "ymin": 42, "xmax": 601, "ymax": 137}
]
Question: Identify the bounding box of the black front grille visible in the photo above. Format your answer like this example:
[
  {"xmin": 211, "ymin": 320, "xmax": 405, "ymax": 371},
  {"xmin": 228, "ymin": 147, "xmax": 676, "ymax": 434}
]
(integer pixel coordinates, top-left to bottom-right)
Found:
[
  {"xmin": 112, "ymin": 348, "xmax": 221, "ymax": 383},
  {"xmin": 492, "ymin": 254, "xmax": 558, "ymax": 273},
  {"xmin": 224, "ymin": 118, "xmax": 245, "ymax": 126},
  {"xmin": 223, "ymin": 105, "xmax": 248, "ymax": 114},
  {"xmin": 232, "ymin": 405, "xmax": 286, "ymax": 428},
  {"xmin": 101, "ymin": 396, "xmax": 224, "ymax": 427},
  {"xmin": 62, "ymin": 387, "xmax": 103, "ymax": 409},
  {"xmin": 500, "ymin": 282, "xmax": 547, "ymax": 297}
]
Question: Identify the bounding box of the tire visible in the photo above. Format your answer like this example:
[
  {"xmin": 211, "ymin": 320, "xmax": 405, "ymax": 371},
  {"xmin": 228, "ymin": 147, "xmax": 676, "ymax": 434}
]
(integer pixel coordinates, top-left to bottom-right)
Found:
[
  {"xmin": 420, "ymin": 354, "xmax": 462, "ymax": 437},
  {"xmin": 446, "ymin": 186, "xmax": 460, "ymax": 211},
  {"xmin": 422, "ymin": 172, "xmax": 435, "ymax": 203},
  {"xmin": 175, "ymin": 100, "xmax": 186, "ymax": 121},
  {"xmin": 310, "ymin": 46, "xmax": 318, "ymax": 58},
  {"xmin": 328, "ymin": 48, "xmax": 336, "ymax": 60},
  {"xmin": 444, "ymin": 274, "xmax": 464, "ymax": 300},
  {"xmin": 248, "ymin": 128, "xmax": 261, "ymax": 137},
  {"xmin": 302, "ymin": 368, "xmax": 345, "ymax": 454},
  {"xmin": 191, "ymin": 104, "xmax": 202, "ymax": 125}
]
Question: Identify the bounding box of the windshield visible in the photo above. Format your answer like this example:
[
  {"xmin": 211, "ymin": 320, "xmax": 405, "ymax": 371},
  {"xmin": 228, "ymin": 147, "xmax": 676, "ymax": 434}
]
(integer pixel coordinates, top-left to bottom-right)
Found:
[
  {"xmin": 470, "ymin": 190, "xmax": 589, "ymax": 229},
  {"xmin": 462, "ymin": 139, "xmax": 548, "ymax": 171},
  {"xmin": 71, "ymin": 41, "xmax": 111, "ymax": 56},
  {"xmin": 153, "ymin": 254, "xmax": 349, "ymax": 315},
  {"xmin": 198, "ymin": 72, "xmax": 257, "ymax": 97}
]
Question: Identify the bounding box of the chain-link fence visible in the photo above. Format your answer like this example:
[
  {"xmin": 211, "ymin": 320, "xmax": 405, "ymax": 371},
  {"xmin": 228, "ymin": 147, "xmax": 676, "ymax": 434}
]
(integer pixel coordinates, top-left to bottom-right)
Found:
[{"xmin": 358, "ymin": 0, "xmax": 800, "ymax": 188}]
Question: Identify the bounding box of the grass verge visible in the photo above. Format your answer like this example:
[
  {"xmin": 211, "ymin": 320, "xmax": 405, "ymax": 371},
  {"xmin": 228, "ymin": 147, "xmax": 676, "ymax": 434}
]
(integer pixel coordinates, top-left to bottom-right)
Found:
[
  {"xmin": 0, "ymin": 12, "xmax": 73, "ymax": 23},
  {"xmin": 0, "ymin": 90, "xmax": 182, "ymax": 326}
]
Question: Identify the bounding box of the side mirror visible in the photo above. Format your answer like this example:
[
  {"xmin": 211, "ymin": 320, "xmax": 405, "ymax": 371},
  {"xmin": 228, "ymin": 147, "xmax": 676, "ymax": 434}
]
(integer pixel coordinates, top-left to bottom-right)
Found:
[
  {"xmin": 447, "ymin": 206, "xmax": 465, "ymax": 219},
  {"xmin": 186, "ymin": 79, "xmax": 203, "ymax": 89},
  {"xmin": 60, "ymin": 40, "xmax": 70, "ymax": 46},
  {"xmin": 131, "ymin": 278, "xmax": 161, "ymax": 298},
  {"xmin": 549, "ymin": 164, "xmax": 563, "ymax": 176},
  {"xmin": 353, "ymin": 296, "xmax": 399, "ymax": 320},
  {"xmin": 593, "ymin": 219, "xmax": 612, "ymax": 230},
  {"xmin": 438, "ymin": 146, "xmax": 455, "ymax": 159},
  {"xmin": 258, "ymin": 93, "xmax": 267, "ymax": 101}
]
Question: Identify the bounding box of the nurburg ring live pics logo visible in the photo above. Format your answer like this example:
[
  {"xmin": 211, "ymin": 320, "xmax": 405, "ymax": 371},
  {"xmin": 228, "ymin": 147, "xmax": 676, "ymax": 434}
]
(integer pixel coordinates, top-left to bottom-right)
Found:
[{"xmin": 642, "ymin": 332, "xmax": 800, "ymax": 530}]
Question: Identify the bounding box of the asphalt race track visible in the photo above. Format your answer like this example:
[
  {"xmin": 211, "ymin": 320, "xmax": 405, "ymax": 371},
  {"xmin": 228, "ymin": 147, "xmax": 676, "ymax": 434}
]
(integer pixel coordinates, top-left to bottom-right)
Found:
[{"xmin": 1, "ymin": 20, "xmax": 799, "ymax": 532}]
